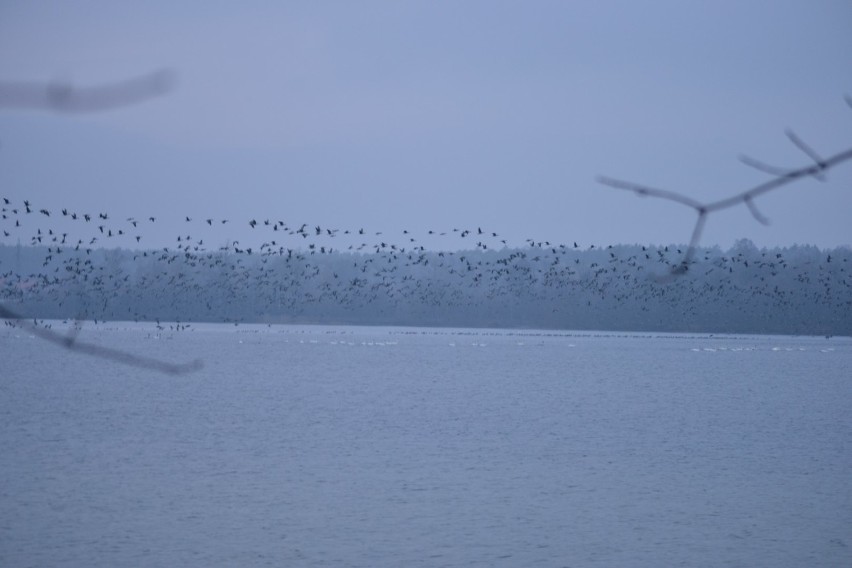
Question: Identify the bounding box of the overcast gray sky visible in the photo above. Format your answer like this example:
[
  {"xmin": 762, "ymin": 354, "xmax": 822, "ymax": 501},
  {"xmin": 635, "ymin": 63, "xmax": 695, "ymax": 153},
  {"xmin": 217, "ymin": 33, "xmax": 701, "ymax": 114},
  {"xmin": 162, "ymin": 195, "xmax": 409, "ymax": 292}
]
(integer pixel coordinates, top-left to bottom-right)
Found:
[{"xmin": 1, "ymin": 1, "xmax": 850, "ymax": 252}]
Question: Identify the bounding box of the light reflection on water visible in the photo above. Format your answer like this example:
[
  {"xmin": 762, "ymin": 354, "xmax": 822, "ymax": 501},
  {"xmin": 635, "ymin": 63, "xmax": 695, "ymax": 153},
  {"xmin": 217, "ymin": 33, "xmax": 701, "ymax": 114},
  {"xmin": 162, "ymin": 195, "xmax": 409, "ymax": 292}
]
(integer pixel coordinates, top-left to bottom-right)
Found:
[{"xmin": 2, "ymin": 323, "xmax": 850, "ymax": 567}]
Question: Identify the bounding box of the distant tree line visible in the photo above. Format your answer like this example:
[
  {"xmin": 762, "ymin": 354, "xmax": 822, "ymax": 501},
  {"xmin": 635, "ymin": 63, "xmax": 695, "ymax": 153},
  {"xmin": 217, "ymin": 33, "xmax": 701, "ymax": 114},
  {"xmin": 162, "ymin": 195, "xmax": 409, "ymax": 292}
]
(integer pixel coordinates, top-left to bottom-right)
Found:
[{"xmin": 2, "ymin": 240, "xmax": 849, "ymax": 336}]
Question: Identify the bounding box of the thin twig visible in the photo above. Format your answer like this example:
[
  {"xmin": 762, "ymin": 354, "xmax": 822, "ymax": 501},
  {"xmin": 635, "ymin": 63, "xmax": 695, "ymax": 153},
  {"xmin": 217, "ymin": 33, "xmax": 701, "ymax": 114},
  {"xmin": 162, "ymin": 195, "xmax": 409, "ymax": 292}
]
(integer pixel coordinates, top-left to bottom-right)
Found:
[
  {"xmin": 743, "ymin": 196, "xmax": 771, "ymax": 226},
  {"xmin": 738, "ymin": 154, "xmax": 791, "ymax": 177},
  {"xmin": 785, "ymin": 129, "xmax": 826, "ymax": 180},
  {"xmin": 0, "ymin": 69, "xmax": 175, "ymax": 113},
  {"xmin": 596, "ymin": 176, "xmax": 705, "ymax": 209},
  {"xmin": 1, "ymin": 305, "xmax": 202, "ymax": 375}
]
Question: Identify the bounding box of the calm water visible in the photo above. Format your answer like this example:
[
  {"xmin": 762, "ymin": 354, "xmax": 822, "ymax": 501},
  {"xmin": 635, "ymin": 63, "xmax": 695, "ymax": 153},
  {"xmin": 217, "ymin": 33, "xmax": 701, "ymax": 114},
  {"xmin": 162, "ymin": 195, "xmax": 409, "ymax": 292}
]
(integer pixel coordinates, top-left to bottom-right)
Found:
[{"xmin": 1, "ymin": 323, "xmax": 850, "ymax": 567}]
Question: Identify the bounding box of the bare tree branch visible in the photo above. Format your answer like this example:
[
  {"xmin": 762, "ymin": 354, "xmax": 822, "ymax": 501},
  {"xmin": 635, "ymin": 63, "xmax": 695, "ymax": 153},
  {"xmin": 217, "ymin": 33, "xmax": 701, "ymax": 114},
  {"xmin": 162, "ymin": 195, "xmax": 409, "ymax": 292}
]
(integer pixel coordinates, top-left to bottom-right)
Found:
[
  {"xmin": 1, "ymin": 305, "xmax": 202, "ymax": 375},
  {"xmin": 599, "ymin": 100, "xmax": 852, "ymax": 278},
  {"xmin": 0, "ymin": 69, "xmax": 175, "ymax": 113},
  {"xmin": 1, "ymin": 68, "xmax": 198, "ymax": 374}
]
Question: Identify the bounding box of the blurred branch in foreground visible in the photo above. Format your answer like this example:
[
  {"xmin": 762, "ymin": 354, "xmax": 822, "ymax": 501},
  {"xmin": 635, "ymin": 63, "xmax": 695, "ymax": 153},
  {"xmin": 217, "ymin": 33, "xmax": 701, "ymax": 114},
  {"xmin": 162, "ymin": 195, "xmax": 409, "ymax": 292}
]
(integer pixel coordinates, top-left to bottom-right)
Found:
[
  {"xmin": 0, "ymin": 69, "xmax": 175, "ymax": 113},
  {"xmin": 0, "ymin": 68, "xmax": 199, "ymax": 374},
  {"xmin": 599, "ymin": 96, "xmax": 852, "ymax": 280},
  {"xmin": 0, "ymin": 304, "xmax": 202, "ymax": 375}
]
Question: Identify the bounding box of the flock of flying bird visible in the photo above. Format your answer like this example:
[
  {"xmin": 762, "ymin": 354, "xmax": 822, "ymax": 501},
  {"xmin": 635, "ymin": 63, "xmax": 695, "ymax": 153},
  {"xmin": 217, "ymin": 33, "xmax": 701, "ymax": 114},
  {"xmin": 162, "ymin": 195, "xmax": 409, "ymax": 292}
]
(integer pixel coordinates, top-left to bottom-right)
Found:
[
  {"xmin": 1, "ymin": 196, "xmax": 850, "ymax": 336},
  {"xmin": 1, "ymin": 195, "xmax": 514, "ymax": 256}
]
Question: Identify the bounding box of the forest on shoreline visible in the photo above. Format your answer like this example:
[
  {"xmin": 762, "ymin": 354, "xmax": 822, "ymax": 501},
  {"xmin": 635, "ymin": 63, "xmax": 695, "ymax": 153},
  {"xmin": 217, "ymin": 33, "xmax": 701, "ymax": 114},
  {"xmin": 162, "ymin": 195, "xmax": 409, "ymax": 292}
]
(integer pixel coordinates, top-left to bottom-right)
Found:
[{"xmin": 2, "ymin": 239, "xmax": 849, "ymax": 336}]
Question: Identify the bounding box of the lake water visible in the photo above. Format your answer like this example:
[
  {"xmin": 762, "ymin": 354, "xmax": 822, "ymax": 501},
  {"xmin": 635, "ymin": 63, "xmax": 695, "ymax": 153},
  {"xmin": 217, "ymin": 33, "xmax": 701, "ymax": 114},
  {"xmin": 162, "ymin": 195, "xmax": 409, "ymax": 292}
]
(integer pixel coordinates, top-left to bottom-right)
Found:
[{"xmin": 1, "ymin": 323, "xmax": 850, "ymax": 567}]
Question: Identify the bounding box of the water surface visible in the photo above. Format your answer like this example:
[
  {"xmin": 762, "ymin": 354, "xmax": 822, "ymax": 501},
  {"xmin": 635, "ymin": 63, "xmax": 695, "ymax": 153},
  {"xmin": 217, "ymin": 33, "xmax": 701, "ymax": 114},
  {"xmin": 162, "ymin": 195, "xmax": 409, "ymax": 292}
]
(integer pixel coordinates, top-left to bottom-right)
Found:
[{"xmin": 2, "ymin": 323, "xmax": 850, "ymax": 566}]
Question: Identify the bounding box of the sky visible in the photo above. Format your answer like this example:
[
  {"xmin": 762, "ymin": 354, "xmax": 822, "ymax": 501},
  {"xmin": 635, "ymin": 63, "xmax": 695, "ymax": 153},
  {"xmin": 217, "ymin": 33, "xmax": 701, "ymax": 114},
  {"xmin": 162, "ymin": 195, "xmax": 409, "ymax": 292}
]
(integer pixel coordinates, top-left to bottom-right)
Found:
[{"xmin": 1, "ymin": 0, "xmax": 851, "ymax": 253}]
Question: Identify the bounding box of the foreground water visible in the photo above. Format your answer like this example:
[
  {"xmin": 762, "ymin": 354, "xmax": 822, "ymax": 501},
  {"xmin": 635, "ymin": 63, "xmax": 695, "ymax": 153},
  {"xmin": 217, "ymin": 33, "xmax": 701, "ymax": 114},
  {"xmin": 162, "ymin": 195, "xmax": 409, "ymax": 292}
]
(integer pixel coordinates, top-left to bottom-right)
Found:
[{"xmin": 1, "ymin": 322, "xmax": 850, "ymax": 567}]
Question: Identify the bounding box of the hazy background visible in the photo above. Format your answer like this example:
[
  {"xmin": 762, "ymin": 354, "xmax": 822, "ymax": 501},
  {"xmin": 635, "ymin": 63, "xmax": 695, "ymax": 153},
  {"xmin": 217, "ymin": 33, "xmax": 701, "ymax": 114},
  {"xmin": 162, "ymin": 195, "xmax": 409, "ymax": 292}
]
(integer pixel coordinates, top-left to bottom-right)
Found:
[{"xmin": 1, "ymin": 0, "xmax": 851, "ymax": 251}]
